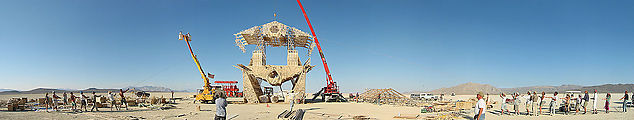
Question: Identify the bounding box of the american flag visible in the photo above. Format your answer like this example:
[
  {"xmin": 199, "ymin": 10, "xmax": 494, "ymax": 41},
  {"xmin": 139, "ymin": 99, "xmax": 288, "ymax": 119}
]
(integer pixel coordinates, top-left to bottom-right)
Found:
[{"xmin": 207, "ymin": 73, "xmax": 215, "ymax": 79}]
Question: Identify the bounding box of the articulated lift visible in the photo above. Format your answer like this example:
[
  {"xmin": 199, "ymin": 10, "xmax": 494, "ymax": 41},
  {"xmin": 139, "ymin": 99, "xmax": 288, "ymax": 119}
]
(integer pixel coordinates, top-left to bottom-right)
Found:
[{"xmin": 178, "ymin": 32, "xmax": 218, "ymax": 104}]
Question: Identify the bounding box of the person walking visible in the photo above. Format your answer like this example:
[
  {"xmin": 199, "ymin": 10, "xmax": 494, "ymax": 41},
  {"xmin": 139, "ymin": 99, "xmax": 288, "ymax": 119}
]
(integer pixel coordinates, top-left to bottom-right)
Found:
[
  {"xmin": 90, "ymin": 92, "xmax": 99, "ymax": 112},
  {"xmin": 583, "ymin": 91, "xmax": 589, "ymax": 114},
  {"xmin": 118, "ymin": 88, "xmax": 130, "ymax": 110},
  {"xmin": 215, "ymin": 92, "xmax": 228, "ymax": 120},
  {"xmin": 546, "ymin": 92, "xmax": 559, "ymax": 116},
  {"xmin": 592, "ymin": 90, "xmax": 598, "ymax": 114},
  {"xmin": 619, "ymin": 91, "xmax": 629, "ymax": 112},
  {"xmin": 604, "ymin": 93, "xmax": 611, "ymax": 113},
  {"xmin": 474, "ymin": 92, "xmax": 486, "ymax": 120}
]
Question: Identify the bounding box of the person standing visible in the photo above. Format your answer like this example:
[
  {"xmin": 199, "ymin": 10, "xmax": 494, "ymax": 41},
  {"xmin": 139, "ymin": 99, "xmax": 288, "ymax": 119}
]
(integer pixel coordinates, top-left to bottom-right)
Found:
[
  {"xmin": 215, "ymin": 92, "xmax": 228, "ymax": 120},
  {"xmin": 63, "ymin": 92, "xmax": 68, "ymax": 106},
  {"xmin": 539, "ymin": 92, "xmax": 545, "ymax": 115},
  {"xmin": 499, "ymin": 93, "xmax": 509, "ymax": 115},
  {"xmin": 80, "ymin": 91, "xmax": 88, "ymax": 112},
  {"xmin": 90, "ymin": 92, "xmax": 99, "ymax": 112},
  {"xmin": 70, "ymin": 92, "xmax": 77, "ymax": 111},
  {"xmin": 171, "ymin": 91, "xmax": 175, "ymax": 103},
  {"xmin": 52, "ymin": 91, "xmax": 60, "ymax": 111},
  {"xmin": 576, "ymin": 94, "xmax": 582, "ymax": 114},
  {"xmin": 119, "ymin": 88, "xmax": 130, "ymax": 110},
  {"xmin": 604, "ymin": 93, "xmax": 611, "ymax": 113},
  {"xmin": 532, "ymin": 91, "xmax": 539, "ymax": 116},
  {"xmin": 583, "ymin": 91, "xmax": 589, "ymax": 114},
  {"xmin": 524, "ymin": 91, "xmax": 532, "ymax": 115},
  {"xmin": 474, "ymin": 92, "xmax": 486, "ymax": 120},
  {"xmin": 619, "ymin": 91, "xmax": 628, "ymax": 112},
  {"xmin": 513, "ymin": 93, "xmax": 519, "ymax": 115},
  {"xmin": 108, "ymin": 91, "xmax": 118, "ymax": 111},
  {"xmin": 45, "ymin": 93, "xmax": 51, "ymax": 112},
  {"xmin": 546, "ymin": 92, "xmax": 559, "ymax": 116},
  {"xmin": 592, "ymin": 90, "xmax": 598, "ymax": 114}
]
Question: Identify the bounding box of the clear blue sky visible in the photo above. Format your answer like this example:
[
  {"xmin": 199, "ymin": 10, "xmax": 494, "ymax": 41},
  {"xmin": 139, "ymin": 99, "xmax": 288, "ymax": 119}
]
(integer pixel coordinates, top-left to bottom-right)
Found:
[{"xmin": 1, "ymin": 0, "xmax": 633, "ymax": 93}]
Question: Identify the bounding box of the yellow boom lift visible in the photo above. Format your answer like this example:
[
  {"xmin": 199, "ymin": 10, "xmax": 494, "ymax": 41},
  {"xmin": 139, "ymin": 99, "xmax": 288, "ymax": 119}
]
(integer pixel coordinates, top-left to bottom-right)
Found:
[{"xmin": 178, "ymin": 32, "xmax": 219, "ymax": 103}]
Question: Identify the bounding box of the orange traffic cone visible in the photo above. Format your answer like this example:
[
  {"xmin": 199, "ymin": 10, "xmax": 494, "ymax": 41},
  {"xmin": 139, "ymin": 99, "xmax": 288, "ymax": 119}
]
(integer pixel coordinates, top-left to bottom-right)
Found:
[{"xmin": 266, "ymin": 104, "xmax": 270, "ymax": 107}]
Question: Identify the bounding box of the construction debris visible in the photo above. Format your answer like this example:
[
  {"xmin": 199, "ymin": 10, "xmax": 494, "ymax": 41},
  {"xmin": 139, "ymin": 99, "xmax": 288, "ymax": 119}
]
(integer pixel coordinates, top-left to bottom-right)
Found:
[
  {"xmin": 277, "ymin": 109, "xmax": 305, "ymax": 120},
  {"xmin": 7, "ymin": 97, "xmax": 28, "ymax": 111},
  {"xmin": 358, "ymin": 88, "xmax": 408, "ymax": 105}
]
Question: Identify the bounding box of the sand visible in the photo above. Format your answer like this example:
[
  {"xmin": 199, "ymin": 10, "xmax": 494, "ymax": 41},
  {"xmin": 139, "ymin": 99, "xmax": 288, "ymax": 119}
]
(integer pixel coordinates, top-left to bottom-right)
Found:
[{"xmin": 1, "ymin": 92, "xmax": 633, "ymax": 120}]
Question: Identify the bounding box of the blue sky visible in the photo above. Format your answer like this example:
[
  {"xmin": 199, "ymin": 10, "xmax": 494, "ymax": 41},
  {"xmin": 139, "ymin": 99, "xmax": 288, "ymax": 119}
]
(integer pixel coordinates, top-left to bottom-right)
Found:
[{"xmin": 1, "ymin": 0, "xmax": 633, "ymax": 93}]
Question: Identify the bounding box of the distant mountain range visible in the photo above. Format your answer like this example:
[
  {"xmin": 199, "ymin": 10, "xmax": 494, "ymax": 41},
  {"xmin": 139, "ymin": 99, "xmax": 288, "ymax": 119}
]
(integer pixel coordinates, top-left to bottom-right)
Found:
[
  {"xmin": 124, "ymin": 86, "xmax": 174, "ymax": 92},
  {"xmin": 0, "ymin": 89, "xmax": 17, "ymax": 92},
  {"xmin": 0, "ymin": 86, "xmax": 183, "ymax": 95},
  {"xmin": 425, "ymin": 82, "xmax": 634, "ymax": 95}
]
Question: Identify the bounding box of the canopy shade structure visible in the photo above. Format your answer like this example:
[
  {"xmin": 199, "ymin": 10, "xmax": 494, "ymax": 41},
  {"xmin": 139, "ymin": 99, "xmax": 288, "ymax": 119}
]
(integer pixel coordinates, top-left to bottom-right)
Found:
[{"xmin": 234, "ymin": 21, "xmax": 315, "ymax": 53}]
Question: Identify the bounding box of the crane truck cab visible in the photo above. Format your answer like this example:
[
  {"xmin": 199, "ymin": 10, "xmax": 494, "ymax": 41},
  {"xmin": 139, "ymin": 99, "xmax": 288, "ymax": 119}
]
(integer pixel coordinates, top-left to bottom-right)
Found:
[{"xmin": 194, "ymin": 85, "xmax": 222, "ymax": 104}]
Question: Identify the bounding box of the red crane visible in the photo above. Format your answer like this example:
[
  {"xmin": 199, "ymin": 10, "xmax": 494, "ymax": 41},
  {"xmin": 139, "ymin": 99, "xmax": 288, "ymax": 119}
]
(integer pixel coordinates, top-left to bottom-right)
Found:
[{"xmin": 297, "ymin": 0, "xmax": 346, "ymax": 102}]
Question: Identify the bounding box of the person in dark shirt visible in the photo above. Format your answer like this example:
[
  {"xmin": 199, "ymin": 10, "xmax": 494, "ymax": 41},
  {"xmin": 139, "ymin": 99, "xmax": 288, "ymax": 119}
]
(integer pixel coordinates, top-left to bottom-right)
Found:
[
  {"xmin": 619, "ymin": 91, "xmax": 629, "ymax": 112},
  {"xmin": 119, "ymin": 88, "xmax": 130, "ymax": 110},
  {"xmin": 90, "ymin": 92, "xmax": 100, "ymax": 112},
  {"xmin": 583, "ymin": 91, "xmax": 590, "ymax": 114}
]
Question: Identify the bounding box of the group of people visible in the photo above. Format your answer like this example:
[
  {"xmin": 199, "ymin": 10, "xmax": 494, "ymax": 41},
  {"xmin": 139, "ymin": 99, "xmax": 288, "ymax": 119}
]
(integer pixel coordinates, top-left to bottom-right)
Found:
[
  {"xmin": 473, "ymin": 90, "xmax": 633, "ymax": 120},
  {"xmin": 496, "ymin": 90, "xmax": 632, "ymax": 116},
  {"xmin": 43, "ymin": 89, "xmax": 132, "ymax": 112}
]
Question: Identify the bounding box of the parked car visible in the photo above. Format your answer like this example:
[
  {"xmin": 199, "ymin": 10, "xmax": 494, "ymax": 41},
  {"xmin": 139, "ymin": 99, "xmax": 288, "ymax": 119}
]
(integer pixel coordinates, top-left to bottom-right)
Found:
[{"xmin": 410, "ymin": 93, "xmax": 438, "ymax": 100}]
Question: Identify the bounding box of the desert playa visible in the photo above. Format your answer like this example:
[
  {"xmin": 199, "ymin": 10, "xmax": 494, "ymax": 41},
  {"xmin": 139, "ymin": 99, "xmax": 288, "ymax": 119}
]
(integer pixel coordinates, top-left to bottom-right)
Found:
[{"xmin": 2, "ymin": 92, "xmax": 634, "ymax": 120}]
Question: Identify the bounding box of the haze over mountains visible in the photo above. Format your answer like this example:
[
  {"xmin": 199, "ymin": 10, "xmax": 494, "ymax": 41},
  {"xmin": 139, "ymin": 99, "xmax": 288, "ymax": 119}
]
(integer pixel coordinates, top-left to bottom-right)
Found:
[
  {"xmin": 0, "ymin": 86, "xmax": 181, "ymax": 94},
  {"xmin": 426, "ymin": 82, "xmax": 634, "ymax": 95}
]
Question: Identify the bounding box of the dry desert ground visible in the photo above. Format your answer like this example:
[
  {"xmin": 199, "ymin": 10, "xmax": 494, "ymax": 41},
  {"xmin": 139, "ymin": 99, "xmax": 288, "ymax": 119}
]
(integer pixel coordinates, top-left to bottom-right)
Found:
[{"xmin": 1, "ymin": 92, "xmax": 633, "ymax": 120}]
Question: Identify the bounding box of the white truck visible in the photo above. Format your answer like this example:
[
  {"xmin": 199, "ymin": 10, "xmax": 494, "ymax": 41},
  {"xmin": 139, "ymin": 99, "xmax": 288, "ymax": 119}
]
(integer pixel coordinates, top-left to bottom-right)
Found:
[{"xmin": 410, "ymin": 93, "xmax": 438, "ymax": 100}]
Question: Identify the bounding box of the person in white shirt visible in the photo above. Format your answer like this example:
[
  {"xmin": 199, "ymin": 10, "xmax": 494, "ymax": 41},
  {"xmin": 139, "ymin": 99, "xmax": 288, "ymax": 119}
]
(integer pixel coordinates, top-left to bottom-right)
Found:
[
  {"xmin": 592, "ymin": 90, "xmax": 598, "ymax": 114},
  {"xmin": 500, "ymin": 93, "xmax": 509, "ymax": 115},
  {"xmin": 524, "ymin": 91, "xmax": 532, "ymax": 115},
  {"xmin": 475, "ymin": 92, "xmax": 486, "ymax": 120}
]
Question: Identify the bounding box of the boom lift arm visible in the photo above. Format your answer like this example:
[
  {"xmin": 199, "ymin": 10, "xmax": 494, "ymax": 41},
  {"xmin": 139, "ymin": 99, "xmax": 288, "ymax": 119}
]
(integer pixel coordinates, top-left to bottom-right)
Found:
[{"xmin": 179, "ymin": 32, "xmax": 215, "ymax": 103}]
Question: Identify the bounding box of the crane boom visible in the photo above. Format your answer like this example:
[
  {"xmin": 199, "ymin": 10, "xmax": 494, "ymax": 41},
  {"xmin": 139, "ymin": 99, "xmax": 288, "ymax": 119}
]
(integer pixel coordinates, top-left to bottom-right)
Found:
[{"xmin": 296, "ymin": 0, "xmax": 339, "ymax": 94}]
